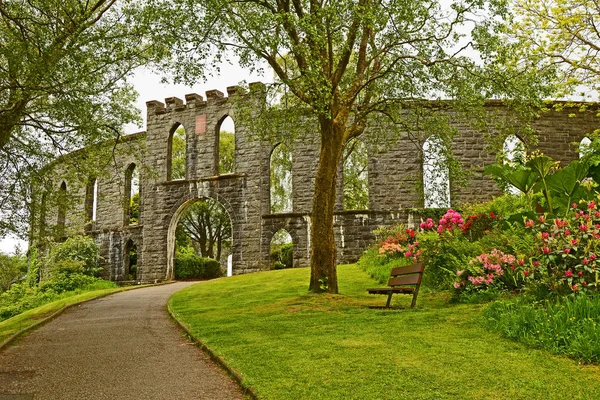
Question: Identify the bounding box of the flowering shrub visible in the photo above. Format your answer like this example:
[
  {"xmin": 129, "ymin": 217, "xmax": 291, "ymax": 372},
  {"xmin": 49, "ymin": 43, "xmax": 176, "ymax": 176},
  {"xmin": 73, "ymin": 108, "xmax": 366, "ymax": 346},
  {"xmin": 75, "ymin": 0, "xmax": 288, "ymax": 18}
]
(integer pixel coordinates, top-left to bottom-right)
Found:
[
  {"xmin": 522, "ymin": 199, "xmax": 600, "ymax": 295},
  {"xmin": 453, "ymin": 249, "xmax": 519, "ymax": 293},
  {"xmin": 378, "ymin": 229, "xmax": 422, "ymax": 262},
  {"xmin": 461, "ymin": 212, "xmax": 500, "ymax": 240},
  {"xmin": 436, "ymin": 209, "xmax": 464, "ymax": 233}
]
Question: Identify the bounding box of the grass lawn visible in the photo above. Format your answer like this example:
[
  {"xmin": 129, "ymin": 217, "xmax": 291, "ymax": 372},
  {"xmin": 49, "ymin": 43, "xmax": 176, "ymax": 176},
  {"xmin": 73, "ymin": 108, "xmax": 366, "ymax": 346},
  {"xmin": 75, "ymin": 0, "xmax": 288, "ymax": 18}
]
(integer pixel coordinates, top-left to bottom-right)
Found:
[
  {"xmin": 169, "ymin": 264, "xmax": 600, "ymax": 400},
  {"xmin": 0, "ymin": 286, "xmax": 132, "ymax": 344}
]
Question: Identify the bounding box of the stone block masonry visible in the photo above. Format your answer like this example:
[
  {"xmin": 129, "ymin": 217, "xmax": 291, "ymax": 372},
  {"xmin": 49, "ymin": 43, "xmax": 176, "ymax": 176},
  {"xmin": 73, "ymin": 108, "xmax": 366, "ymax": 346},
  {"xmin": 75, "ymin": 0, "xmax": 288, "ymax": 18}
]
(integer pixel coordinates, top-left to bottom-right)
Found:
[{"xmin": 30, "ymin": 89, "xmax": 600, "ymax": 283}]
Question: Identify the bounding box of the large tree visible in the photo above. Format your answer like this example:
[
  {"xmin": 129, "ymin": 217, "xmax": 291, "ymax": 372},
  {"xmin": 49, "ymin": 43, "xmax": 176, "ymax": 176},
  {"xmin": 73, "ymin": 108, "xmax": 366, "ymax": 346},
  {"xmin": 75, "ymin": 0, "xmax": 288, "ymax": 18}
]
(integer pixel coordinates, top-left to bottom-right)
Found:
[
  {"xmin": 153, "ymin": 0, "xmax": 546, "ymax": 292},
  {"xmin": 0, "ymin": 0, "xmax": 152, "ymax": 237},
  {"xmin": 511, "ymin": 0, "xmax": 600, "ymax": 97}
]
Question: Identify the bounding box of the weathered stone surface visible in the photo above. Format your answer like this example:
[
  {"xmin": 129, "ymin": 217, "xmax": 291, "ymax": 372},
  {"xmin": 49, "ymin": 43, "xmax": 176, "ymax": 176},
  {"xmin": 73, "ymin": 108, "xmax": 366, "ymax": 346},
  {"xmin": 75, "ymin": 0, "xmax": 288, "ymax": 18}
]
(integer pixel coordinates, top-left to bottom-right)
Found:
[{"xmin": 30, "ymin": 93, "xmax": 600, "ymax": 283}]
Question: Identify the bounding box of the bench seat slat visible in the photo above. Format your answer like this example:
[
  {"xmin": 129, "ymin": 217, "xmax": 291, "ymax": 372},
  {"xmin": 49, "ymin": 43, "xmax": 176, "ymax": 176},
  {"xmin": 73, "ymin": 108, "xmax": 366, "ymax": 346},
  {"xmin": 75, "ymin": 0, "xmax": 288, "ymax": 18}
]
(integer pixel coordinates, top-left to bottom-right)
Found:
[
  {"xmin": 387, "ymin": 275, "xmax": 421, "ymax": 287},
  {"xmin": 367, "ymin": 287, "xmax": 414, "ymax": 294}
]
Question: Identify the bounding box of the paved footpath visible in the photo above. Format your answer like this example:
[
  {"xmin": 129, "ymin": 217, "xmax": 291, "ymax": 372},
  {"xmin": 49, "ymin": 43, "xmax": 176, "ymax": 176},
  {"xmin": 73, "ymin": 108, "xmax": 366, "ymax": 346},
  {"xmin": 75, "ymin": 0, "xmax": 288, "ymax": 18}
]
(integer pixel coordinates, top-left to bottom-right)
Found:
[{"xmin": 0, "ymin": 282, "xmax": 244, "ymax": 400}]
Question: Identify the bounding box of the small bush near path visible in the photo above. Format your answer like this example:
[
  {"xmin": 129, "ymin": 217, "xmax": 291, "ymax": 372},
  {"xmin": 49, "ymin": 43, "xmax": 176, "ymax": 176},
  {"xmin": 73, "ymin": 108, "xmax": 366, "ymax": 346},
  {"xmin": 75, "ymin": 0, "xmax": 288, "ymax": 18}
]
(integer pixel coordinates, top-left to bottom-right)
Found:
[
  {"xmin": 484, "ymin": 295, "xmax": 600, "ymax": 364},
  {"xmin": 169, "ymin": 265, "xmax": 600, "ymax": 400}
]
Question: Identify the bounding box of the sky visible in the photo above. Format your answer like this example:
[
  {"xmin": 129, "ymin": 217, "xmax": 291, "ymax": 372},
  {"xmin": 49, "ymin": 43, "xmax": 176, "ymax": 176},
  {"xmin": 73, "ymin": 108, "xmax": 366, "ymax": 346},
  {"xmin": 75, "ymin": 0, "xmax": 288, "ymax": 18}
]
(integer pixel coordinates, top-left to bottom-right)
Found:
[{"xmin": 0, "ymin": 63, "xmax": 271, "ymax": 255}]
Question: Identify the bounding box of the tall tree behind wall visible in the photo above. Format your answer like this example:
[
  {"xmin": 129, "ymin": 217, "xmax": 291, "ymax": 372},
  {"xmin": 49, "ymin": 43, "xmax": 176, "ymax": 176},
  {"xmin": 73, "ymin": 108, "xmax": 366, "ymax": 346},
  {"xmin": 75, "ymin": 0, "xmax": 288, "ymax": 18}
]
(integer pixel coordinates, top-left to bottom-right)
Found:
[{"xmin": 0, "ymin": 0, "xmax": 155, "ymax": 238}]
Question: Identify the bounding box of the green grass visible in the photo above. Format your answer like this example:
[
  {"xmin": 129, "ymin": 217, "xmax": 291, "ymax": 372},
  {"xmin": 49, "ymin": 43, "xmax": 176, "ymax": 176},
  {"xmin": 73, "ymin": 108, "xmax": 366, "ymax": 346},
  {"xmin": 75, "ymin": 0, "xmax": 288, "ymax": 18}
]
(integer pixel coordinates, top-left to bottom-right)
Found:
[
  {"xmin": 169, "ymin": 265, "xmax": 600, "ymax": 400},
  {"xmin": 0, "ymin": 285, "xmax": 132, "ymax": 344}
]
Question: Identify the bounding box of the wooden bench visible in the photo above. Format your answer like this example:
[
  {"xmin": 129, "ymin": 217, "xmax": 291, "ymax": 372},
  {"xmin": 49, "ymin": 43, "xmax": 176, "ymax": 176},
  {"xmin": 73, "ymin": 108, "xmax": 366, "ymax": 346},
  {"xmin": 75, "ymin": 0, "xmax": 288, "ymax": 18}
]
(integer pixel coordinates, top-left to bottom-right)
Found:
[{"xmin": 367, "ymin": 263, "xmax": 424, "ymax": 308}]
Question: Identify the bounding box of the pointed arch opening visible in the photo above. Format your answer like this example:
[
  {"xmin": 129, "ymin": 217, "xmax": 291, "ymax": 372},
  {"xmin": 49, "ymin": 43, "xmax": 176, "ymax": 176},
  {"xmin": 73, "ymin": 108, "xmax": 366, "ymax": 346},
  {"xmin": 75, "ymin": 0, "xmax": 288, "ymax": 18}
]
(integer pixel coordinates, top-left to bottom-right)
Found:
[
  {"xmin": 217, "ymin": 116, "xmax": 235, "ymax": 174},
  {"xmin": 343, "ymin": 139, "xmax": 369, "ymax": 210},
  {"xmin": 270, "ymin": 229, "xmax": 293, "ymax": 269},
  {"xmin": 123, "ymin": 239, "xmax": 138, "ymax": 281},
  {"xmin": 167, "ymin": 123, "xmax": 186, "ymax": 180},
  {"xmin": 85, "ymin": 177, "xmax": 98, "ymax": 226},
  {"xmin": 270, "ymin": 142, "xmax": 293, "ymax": 213},
  {"xmin": 124, "ymin": 163, "xmax": 139, "ymax": 226},
  {"xmin": 168, "ymin": 197, "xmax": 232, "ymax": 280},
  {"xmin": 423, "ymin": 136, "xmax": 451, "ymax": 208},
  {"xmin": 56, "ymin": 181, "xmax": 67, "ymax": 239},
  {"xmin": 502, "ymin": 134, "xmax": 526, "ymax": 195},
  {"xmin": 580, "ymin": 136, "xmax": 592, "ymax": 158}
]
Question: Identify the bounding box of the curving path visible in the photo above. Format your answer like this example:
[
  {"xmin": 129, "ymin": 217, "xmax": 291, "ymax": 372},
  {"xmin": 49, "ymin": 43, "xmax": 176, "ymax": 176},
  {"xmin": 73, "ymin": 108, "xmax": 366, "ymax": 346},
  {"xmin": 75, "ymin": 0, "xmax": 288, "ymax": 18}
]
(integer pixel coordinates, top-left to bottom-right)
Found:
[{"xmin": 0, "ymin": 282, "xmax": 244, "ymax": 400}]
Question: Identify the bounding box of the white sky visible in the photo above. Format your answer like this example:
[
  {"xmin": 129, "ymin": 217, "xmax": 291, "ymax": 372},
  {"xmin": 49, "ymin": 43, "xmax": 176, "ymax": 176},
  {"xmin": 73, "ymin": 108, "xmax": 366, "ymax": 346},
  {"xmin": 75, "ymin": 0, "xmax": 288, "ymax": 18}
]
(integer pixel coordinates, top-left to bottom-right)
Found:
[{"xmin": 0, "ymin": 63, "xmax": 271, "ymax": 255}]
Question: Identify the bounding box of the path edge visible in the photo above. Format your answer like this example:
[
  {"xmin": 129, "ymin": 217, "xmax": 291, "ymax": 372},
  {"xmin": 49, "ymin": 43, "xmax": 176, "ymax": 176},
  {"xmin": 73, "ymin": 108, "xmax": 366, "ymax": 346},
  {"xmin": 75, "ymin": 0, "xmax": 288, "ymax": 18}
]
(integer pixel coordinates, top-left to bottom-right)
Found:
[
  {"xmin": 0, "ymin": 281, "xmax": 175, "ymax": 351},
  {"xmin": 166, "ymin": 302, "xmax": 259, "ymax": 400}
]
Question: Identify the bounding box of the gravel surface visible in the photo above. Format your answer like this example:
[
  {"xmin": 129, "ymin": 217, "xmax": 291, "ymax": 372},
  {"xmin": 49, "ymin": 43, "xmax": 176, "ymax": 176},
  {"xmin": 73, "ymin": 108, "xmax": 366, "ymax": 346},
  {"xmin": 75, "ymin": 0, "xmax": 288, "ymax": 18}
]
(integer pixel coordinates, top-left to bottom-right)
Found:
[{"xmin": 0, "ymin": 282, "xmax": 244, "ymax": 400}]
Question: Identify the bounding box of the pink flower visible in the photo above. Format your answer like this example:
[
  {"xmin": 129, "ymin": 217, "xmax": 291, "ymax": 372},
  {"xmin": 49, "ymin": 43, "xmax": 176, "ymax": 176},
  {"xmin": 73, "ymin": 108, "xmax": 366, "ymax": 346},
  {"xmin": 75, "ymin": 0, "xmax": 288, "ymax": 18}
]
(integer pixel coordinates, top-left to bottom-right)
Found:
[
  {"xmin": 564, "ymin": 248, "xmax": 571, "ymax": 254},
  {"xmin": 405, "ymin": 251, "xmax": 413, "ymax": 257},
  {"xmin": 541, "ymin": 232, "xmax": 549, "ymax": 239},
  {"xmin": 579, "ymin": 224, "xmax": 588, "ymax": 232},
  {"xmin": 571, "ymin": 238, "xmax": 578, "ymax": 245},
  {"xmin": 565, "ymin": 270, "xmax": 573, "ymax": 277},
  {"xmin": 420, "ymin": 222, "xmax": 427, "ymax": 229},
  {"xmin": 539, "ymin": 215, "xmax": 546, "ymax": 223},
  {"xmin": 589, "ymin": 201, "xmax": 596, "ymax": 209},
  {"xmin": 518, "ymin": 259, "xmax": 524, "ymax": 265},
  {"xmin": 583, "ymin": 258, "xmax": 589, "ymax": 265},
  {"xmin": 542, "ymin": 247, "xmax": 550, "ymax": 254},
  {"xmin": 578, "ymin": 271, "xmax": 583, "ymax": 277},
  {"xmin": 533, "ymin": 261, "xmax": 540, "ymax": 267},
  {"xmin": 565, "ymin": 230, "xmax": 571, "ymax": 236},
  {"xmin": 453, "ymin": 282, "xmax": 461, "ymax": 289},
  {"xmin": 595, "ymin": 211, "xmax": 600, "ymax": 218},
  {"xmin": 573, "ymin": 284, "xmax": 579, "ymax": 291},
  {"xmin": 523, "ymin": 270, "xmax": 530, "ymax": 276},
  {"xmin": 525, "ymin": 219, "xmax": 535, "ymax": 228},
  {"xmin": 591, "ymin": 253, "xmax": 597, "ymax": 261},
  {"xmin": 572, "ymin": 203, "xmax": 579, "ymax": 209},
  {"xmin": 456, "ymin": 270, "xmax": 464, "ymax": 276}
]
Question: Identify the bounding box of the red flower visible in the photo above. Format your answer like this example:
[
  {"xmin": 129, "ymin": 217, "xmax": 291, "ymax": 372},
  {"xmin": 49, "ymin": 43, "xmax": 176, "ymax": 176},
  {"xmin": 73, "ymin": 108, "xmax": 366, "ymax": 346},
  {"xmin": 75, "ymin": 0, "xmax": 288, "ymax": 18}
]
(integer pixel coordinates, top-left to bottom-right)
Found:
[
  {"xmin": 572, "ymin": 203, "xmax": 579, "ymax": 209},
  {"xmin": 533, "ymin": 261, "xmax": 540, "ymax": 267},
  {"xmin": 523, "ymin": 270, "xmax": 530, "ymax": 276},
  {"xmin": 565, "ymin": 270, "xmax": 573, "ymax": 277},
  {"xmin": 591, "ymin": 253, "xmax": 597, "ymax": 261},
  {"xmin": 578, "ymin": 271, "xmax": 583, "ymax": 277}
]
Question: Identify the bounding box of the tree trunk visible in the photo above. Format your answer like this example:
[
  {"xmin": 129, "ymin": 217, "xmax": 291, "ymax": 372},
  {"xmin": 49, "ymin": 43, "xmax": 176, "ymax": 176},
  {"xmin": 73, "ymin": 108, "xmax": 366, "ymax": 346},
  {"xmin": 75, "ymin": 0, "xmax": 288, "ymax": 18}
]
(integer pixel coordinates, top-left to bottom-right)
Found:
[{"xmin": 309, "ymin": 117, "xmax": 346, "ymax": 293}]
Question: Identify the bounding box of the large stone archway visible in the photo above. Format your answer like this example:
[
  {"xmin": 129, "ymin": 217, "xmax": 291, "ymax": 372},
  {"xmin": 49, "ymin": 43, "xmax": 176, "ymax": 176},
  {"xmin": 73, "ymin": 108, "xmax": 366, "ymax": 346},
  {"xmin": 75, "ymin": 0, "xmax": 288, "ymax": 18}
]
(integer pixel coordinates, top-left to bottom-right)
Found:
[{"xmin": 166, "ymin": 193, "xmax": 236, "ymax": 280}]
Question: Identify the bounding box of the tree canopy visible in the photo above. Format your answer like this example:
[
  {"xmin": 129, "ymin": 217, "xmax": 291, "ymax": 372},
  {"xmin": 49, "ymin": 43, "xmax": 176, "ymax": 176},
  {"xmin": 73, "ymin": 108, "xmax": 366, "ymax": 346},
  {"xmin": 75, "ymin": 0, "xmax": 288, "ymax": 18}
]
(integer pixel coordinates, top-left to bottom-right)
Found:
[
  {"xmin": 0, "ymin": 0, "xmax": 152, "ymax": 237},
  {"xmin": 511, "ymin": 0, "xmax": 600, "ymax": 98}
]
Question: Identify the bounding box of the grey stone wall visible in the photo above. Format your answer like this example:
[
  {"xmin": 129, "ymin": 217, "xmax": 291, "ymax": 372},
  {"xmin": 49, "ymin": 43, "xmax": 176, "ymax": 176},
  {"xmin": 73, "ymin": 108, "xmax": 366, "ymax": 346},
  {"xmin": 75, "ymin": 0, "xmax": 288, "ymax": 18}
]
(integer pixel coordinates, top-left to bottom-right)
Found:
[{"xmin": 31, "ymin": 91, "xmax": 600, "ymax": 283}]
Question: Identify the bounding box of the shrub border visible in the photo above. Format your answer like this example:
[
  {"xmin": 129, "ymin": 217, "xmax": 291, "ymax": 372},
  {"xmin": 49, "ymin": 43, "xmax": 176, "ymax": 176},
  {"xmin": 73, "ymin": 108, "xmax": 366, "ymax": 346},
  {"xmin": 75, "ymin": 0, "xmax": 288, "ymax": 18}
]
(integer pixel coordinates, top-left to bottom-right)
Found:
[
  {"xmin": 167, "ymin": 302, "xmax": 259, "ymax": 400},
  {"xmin": 0, "ymin": 281, "xmax": 174, "ymax": 351}
]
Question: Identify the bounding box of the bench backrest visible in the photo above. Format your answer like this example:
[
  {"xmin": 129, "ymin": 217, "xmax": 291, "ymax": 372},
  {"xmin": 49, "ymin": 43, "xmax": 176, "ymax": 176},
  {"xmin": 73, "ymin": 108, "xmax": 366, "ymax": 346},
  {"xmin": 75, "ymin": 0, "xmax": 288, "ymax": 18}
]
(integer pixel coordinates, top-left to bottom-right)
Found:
[{"xmin": 387, "ymin": 263, "xmax": 424, "ymax": 287}]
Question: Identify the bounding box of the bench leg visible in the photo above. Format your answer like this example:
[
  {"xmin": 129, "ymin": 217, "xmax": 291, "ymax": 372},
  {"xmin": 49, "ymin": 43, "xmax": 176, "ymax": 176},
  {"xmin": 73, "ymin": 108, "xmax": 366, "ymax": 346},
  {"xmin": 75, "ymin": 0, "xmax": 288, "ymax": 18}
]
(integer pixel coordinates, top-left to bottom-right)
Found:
[
  {"xmin": 386, "ymin": 292, "xmax": 393, "ymax": 308},
  {"xmin": 410, "ymin": 287, "xmax": 420, "ymax": 309}
]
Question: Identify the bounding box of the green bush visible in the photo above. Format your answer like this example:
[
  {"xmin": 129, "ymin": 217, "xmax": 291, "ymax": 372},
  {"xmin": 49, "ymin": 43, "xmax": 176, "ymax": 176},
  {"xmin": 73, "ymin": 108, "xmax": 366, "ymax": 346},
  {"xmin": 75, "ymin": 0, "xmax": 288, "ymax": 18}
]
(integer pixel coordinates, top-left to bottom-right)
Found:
[
  {"xmin": 174, "ymin": 251, "xmax": 223, "ymax": 279},
  {"xmin": 270, "ymin": 242, "xmax": 293, "ymax": 269},
  {"xmin": 49, "ymin": 235, "xmax": 101, "ymax": 276},
  {"xmin": 484, "ymin": 295, "xmax": 600, "ymax": 364},
  {"xmin": 0, "ymin": 253, "xmax": 27, "ymax": 292},
  {"xmin": 358, "ymin": 246, "xmax": 412, "ymax": 285}
]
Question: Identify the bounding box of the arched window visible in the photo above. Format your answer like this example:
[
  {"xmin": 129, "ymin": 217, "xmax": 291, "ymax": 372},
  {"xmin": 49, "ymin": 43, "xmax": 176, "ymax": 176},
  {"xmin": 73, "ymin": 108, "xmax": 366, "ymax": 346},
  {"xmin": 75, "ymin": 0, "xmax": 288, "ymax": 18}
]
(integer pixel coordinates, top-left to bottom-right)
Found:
[
  {"xmin": 423, "ymin": 136, "xmax": 451, "ymax": 208},
  {"xmin": 270, "ymin": 143, "xmax": 293, "ymax": 213},
  {"xmin": 502, "ymin": 135, "xmax": 526, "ymax": 195},
  {"xmin": 503, "ymin": 134, "xmax": 526, "ymax": 166},
  {"xmin": 579, "ymin": 136, "xmax": 592, "ymax": 158},
  {"xmin": 85, "ymin": 177, "xmax": 98, "ymax": 223},
  {"xmin": 57, "ymin": 181, "xmax": 67, "ymax": 238},
  {"xmin": 270, "ymin": 229, "xmax": 293, "ymax": 269},
  {"xmin": 124, "ymin": 239, "xmax": 138, "ymax": 281},
  {"xmin": 124, "ymin": 164, "xmax": 139, "ymax": 225},
  {"xmin": 343, "ymin": 139, "xmax": 369, "ymax": 210},
  {"xmin": 167, "ymin": 123, "xmax": 186, "ymax": 180},
  {"xmin": 217, "ymin": 116, "xmax": 235, "ymax": 174}
]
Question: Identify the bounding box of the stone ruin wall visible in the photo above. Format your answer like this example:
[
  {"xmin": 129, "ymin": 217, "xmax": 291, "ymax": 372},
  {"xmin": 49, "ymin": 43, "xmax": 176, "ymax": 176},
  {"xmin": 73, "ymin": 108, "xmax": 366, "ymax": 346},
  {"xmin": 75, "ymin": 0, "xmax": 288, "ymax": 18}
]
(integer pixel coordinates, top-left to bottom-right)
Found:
[{"xmin": 31, "ymin": 85, "xmax": 600, "ymax": 282}]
